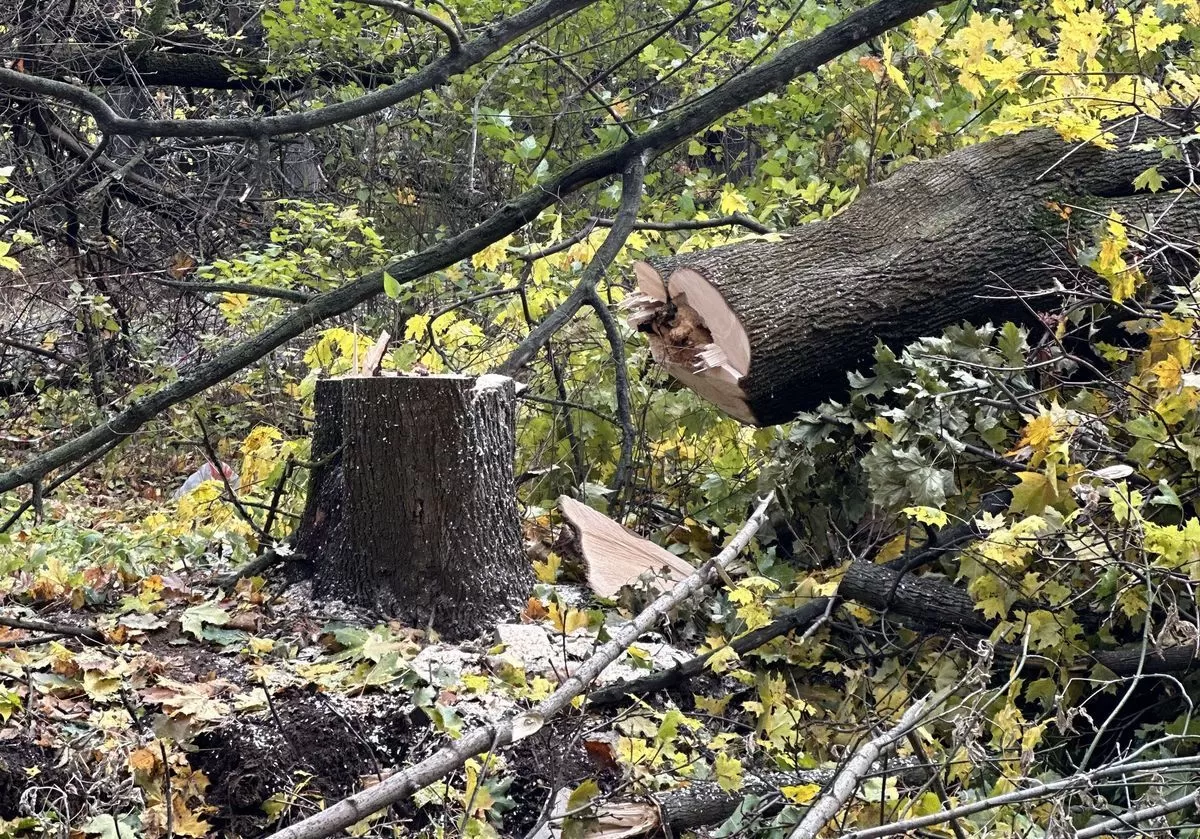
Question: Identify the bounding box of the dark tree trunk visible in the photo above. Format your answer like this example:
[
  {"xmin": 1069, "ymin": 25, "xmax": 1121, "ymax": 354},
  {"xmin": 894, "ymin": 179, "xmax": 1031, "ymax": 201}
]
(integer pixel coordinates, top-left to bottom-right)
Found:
[
  {"xmin": 626, "ymin": 121, "xmax": 1200, "ymax": 425},
  {"xmin": 839, "ymin": 560, "xmax": 1197, "ymax": 677},
  {"xmin": 294, "ymin": 375, "xmax": 531, "ymax": 640}
]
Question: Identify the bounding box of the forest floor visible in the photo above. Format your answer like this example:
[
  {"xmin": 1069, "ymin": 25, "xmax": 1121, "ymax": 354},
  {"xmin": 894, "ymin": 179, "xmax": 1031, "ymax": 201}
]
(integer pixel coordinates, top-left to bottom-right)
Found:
[{"xmin": 0, "ymin": 489, "xmax": 720, "ymax": 838}]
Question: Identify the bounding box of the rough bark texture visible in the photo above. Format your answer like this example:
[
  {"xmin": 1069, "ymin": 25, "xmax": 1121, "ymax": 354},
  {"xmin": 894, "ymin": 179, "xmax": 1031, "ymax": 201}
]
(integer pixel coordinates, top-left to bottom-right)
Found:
[
  {"xmin": 841, "ymin": 560, "xmax": 1197, "ymax": 677},
  {"xmin": 636, "ymin": 121, "xmax": 1200, "ymax": 425},
  {"xmin": 294, "ymin": 375, "xmax": 530, "ymax": 641}
]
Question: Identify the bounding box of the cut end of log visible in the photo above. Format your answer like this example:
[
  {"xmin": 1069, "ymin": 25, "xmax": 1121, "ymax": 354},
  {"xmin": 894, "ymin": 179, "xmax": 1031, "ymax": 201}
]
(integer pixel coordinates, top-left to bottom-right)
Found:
[{"xmin": 627, "ymin": 261, "xmax": 756, "ymax": 424}]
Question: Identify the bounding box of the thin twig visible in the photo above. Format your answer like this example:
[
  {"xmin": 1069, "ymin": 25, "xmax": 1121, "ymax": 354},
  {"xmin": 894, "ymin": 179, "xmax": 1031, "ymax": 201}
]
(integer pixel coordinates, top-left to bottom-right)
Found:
[
  {"xmin": 150, "ymin": 277, "xmax": 312, "ymax": 304},
  {"xmin": 587, "ymin": 288, "xmax": 636, "ymax": 516},
  {"xmin": 0, "ymin": 614, "xmax": 105, "ymax": 644},
  {"xmin": 194, "ymin": 412, "xmax": 269, "ymax": 542}
]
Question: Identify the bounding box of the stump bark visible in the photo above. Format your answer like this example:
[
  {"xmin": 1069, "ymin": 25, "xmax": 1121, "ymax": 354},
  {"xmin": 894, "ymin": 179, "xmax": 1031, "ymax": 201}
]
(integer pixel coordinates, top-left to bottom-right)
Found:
[
  {"xmin": 624, "ymin": 120, "xmax": 1200, "ymax": 425},
  {"xmin": 294, "ymin": 374, "xmax": 530, "ymax": 640}
]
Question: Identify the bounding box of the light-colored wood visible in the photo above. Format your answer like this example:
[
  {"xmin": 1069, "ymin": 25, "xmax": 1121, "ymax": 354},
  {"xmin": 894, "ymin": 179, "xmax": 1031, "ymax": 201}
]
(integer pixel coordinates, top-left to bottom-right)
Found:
[
  {"xmin": 362, "ymin": 330, "xmax": 391, "ymax": 377},
  {"xmin": 667, "ymin": 267, "xmax": 750, "ymax": 375},
  {"xmin": 558, "ymin": 495, "xmax": 695, "ymax": 598},
  {"xmin": 626, "ymin": 261, "xmax": 753, "ymax": 422}
]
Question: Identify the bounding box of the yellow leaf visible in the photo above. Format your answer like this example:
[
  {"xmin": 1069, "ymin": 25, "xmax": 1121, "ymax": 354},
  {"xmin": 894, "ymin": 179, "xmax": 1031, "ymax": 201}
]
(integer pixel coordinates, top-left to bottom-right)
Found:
[
  {"xmin": 719, "ymin": 184, "xmax": 749, "ymax": 215},
  {"xmin": 902, "ymin": 506, "xmax": 948, "ymax": 527},
  {"xmin": 714, "ymin": 752, "xmax": 743, "ymax": 793},
  {"xmin": 471, "ymin": 235, "xmax": 512, "ymax": 271},
  {"xmin": 170, "ymin": 795, "xmax": 211, "ymax": 838},
  {"xmin": 1009, "ymin": 471, "xmax": 1058, "ymax": 516},
  {"xmin": 532, "ymin": 552, "xmax": 561, "ymax": 583},
  {"xmin": 694, "ymin": 693, "xmax": 731, "ymax": 715},
  {"xmin": 781, "ymin": 783, "xmax": 821, "ymax": 805},
  {"xmin": 911, "ymin": 13, "xmax": 947, "ymax": 54},
  {"xmin": 530, "ymin": 258, "xmax": 551, "ymax": 286},
  {"xmin": 706, "ymin": 644, "xmax": 740, "ymax": 673}
]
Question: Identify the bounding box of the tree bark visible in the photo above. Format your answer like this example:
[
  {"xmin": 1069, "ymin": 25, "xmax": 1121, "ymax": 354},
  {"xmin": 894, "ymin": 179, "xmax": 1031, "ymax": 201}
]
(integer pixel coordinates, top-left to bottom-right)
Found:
[
  {"xmin": 293, "ymin": 375, "xmax": 530, "ymax": 641},
  {"xmin": 840, "ymin": 560, "xmax": 1198, "ymax": 677},
  {"xmin": 626, "ymin": 121, "xmax": 1200, "ymax": 425}
]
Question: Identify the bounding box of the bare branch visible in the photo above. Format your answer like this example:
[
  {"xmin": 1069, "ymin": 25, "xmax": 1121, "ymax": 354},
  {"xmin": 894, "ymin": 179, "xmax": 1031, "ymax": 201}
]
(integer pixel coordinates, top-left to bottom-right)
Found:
[
  {"xmin": 842, "ymin": 755, "xmax": 1200, "ymax": 839},
  {"xmin": 788, "ymin": 688, "xmax": 953, "ymax": 839},
  {"xmin": 496, "ymin": 153, "xmax": 648, "ymax": 375},
  {"xmin": 149, "ymin": 277, "xmax": 313, "ymax": 304},
  {"xmin": 0, "ymin": 0, "xmax": 594, "ymax": 139},
  {"xmin": 594, "ymin": 212, "xmax": 771, "ymax": 234},
  {"xmin": 1075, "ymin": 788, "xmax": 1200, "ymax": 839},
  {"xmin": 345, "ymin": 0, "xmax": 463, "ymax": 55}
]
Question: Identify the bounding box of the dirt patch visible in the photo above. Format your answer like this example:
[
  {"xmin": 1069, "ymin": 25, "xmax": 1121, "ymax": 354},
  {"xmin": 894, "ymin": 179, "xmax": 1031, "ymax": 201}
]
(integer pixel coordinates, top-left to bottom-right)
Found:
[
  {"xmin": 0, "ymin": 739, "xmax": 80, "ymax": 820},
  {"xmin": 192, "ymin": 686, "xmax": 427, "ymax": 835},
  {"xmin": 502, "ymin": 717, "xmax": 625, "ymax": 836}
]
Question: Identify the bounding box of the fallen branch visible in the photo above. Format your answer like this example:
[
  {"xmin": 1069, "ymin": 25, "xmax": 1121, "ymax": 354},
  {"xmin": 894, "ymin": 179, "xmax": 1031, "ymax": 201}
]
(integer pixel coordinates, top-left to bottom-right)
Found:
[
  {"xmin": 260, "ymin": 492, "xmax": 774, "ymax": 839},
  {"xmin": 589, "ymin": 491, "xmax": 1014, "ymax": 706},
  {"xmin": 588, "ymin": 596, "xmax": 832, "ymax": 707},
  {"xmin": 215, "ymin": 547, "xmax": 303, "ymax": 591},
  {"xmin": 787, "ymin": 688, "xmax": 951, "ymax": 839},
  {"xmin": 1075, "ymin": 787, "xmax": 1200, "ymax": 839},
  {"xmin": 616, "ymin": 759, "xmax": 930, "ymax": 835},
  {"xmin": 839, "ymin": 559, "xmax": 1198, "ymax": 677},
  {"xmin": 0, "ymin": 613, "xmax": 106, "ymax": 644},
  {"xmin": 841, "ymin": 754, "xmax": 1200, "ymax": 839}
]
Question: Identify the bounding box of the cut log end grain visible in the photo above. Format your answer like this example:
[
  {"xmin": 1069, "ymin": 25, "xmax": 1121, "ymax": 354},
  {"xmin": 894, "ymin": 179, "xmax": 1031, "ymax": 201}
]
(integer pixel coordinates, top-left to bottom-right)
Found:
[{"xmin": 624, "ymin": 261, "xmax": 757, "ymax": 425}]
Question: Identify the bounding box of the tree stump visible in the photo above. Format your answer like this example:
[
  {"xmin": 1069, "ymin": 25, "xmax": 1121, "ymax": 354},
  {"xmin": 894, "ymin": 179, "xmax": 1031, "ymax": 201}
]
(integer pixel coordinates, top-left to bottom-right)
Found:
[{"xmin": 294, "ymin": 374, "xmax": 530, "ymax": 640}]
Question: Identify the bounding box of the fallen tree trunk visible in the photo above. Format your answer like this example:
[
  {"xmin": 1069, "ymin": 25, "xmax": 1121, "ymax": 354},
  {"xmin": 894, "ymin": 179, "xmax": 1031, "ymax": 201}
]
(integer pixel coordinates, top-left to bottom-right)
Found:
[
  {"xmin": 625, "ymin": 121, "xmax": 1200, "ymax": 425},
  {"xmin": 839, "ymin": 560, "xmax": 1198, "ymax": 677}
]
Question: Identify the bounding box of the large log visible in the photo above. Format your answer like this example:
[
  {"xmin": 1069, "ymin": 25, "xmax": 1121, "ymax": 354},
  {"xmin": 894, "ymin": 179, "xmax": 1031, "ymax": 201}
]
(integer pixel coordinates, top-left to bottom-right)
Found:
[
  {"xmin": 625, "ymin": 122, "xmax": 1200, "ymax": 425},
  {"xmin": 293, "ymin": 374, "xmax": 531, "ymax": 640}
]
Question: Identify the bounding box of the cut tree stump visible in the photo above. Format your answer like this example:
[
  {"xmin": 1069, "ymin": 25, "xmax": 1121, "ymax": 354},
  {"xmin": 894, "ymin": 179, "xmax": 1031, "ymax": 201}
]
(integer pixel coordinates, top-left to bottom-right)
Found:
[
  {"xmin": 294, "ymin": 374, "xmax": 530, "ymax": 640},
  {"xmin": 624, "ymin": 120, "xmax": 1200, "ymax": 425}
]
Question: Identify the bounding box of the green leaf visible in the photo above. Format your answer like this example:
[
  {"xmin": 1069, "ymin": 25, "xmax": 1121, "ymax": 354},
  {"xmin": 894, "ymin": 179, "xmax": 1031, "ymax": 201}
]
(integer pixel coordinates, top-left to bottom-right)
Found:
[
  {"xmin": 180, "ymin": 602, "xmax": 230, "ymax": 640},
  {"xmin": 656, "ymin": 708, "xmax": 685, "ymax": 745},
  {"xmin": 382, "ymin": 271, "xmax": 400, "ymax": 299},
  {"xmin": 563, "ymin": 779, "xmax": 600, "ymax": 839},
  {"xmin": 1133, "ymin": 166, "xmax": 1164, "ymax": 193}
]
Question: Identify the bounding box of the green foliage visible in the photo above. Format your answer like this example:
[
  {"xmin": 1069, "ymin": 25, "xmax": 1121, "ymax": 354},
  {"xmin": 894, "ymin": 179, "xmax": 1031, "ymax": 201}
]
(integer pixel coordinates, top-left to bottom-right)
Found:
[{"xmin": 4, "ymin": 0, "xmax": 1200, "ymax": 835}]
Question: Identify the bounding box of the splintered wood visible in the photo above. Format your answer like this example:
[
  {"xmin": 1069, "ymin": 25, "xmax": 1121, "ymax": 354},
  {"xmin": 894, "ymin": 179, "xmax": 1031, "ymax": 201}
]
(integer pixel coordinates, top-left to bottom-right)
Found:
[
  {"xmin": 558, "ymin": 496, "xmax": 695, "ymax": 598},
  {"xmin": 621, "ymin": 261, "xmax": 755, "ymax": 424}
]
